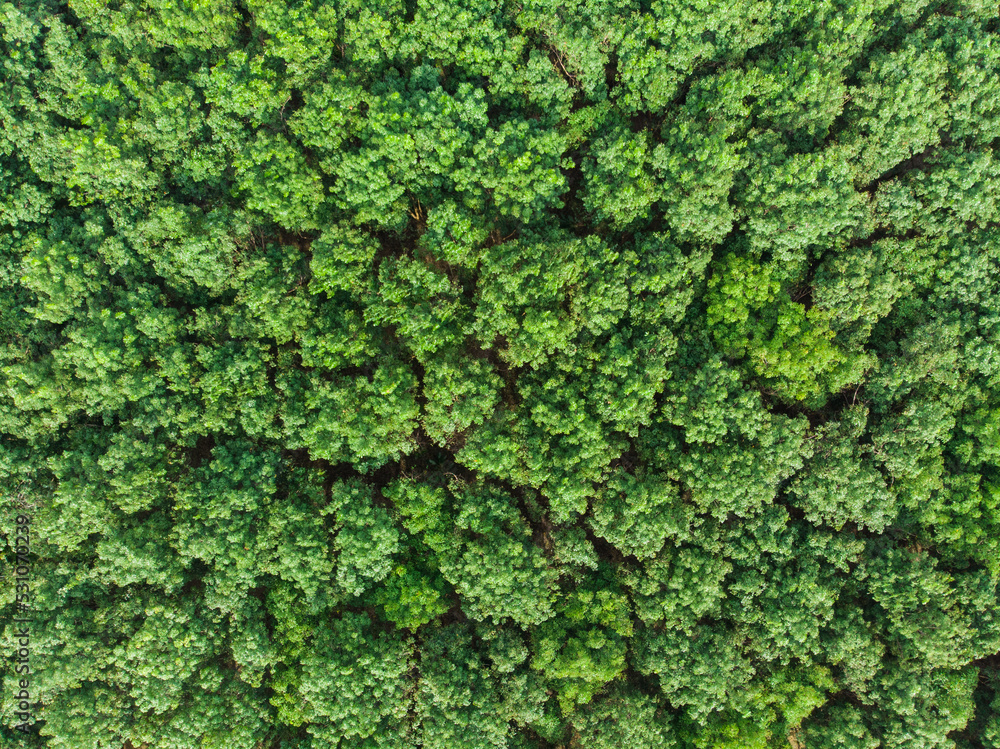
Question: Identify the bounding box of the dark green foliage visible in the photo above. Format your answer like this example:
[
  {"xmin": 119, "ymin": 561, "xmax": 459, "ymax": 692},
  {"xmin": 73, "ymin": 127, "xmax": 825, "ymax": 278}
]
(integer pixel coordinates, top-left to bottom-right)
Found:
[
  {"xmin": 296, "ymin": 612, "xmax": 414, "ymax": 747},
  {"xmin": 2, "ymin": 1, "xmax": 999, "ymax": 748},
  {"xmin": 789, "ymin": 406, "xmax": 894, "ymax": 531},
  {"xmin": 530, "ymin": 569, "xmax": 633, "ymax": 712},
  {"xmin": 570, "ymin": 681, "xmax": 677, "ymax": 748}
]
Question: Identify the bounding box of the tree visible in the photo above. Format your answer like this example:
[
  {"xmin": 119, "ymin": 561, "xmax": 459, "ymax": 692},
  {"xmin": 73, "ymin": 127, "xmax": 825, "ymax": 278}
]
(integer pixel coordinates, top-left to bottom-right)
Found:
[{"xmin": 3, "ymin": 1, "xmax": 1000, "ymax": 746}]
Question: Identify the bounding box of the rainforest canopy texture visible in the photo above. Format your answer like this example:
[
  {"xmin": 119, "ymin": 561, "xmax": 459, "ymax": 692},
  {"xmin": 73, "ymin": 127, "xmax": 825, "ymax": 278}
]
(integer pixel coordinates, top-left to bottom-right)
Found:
[{"xmin": 2, "ymin": 1, "xmax": 1000, "ymax": 747}]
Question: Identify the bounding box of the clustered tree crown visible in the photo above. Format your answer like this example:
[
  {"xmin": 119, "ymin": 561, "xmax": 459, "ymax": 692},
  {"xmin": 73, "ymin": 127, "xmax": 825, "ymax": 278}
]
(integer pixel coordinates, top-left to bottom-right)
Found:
[{"xmin": 1, "ymin": 1, "xmax": 999, "ymax": 748}]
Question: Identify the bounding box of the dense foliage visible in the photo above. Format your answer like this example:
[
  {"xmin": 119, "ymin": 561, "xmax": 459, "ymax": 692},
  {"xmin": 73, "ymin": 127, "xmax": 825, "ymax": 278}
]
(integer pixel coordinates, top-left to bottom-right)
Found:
[{"xmin": 2, "ymin": 1, "xmax": 1000, "ymax": 747}]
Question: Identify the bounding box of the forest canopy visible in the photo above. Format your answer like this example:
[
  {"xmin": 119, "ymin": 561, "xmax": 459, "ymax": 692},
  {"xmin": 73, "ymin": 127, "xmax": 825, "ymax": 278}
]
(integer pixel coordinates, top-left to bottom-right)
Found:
[{"xmin": 2, "ymin": 0, "xmax": 1000, "ymax": 748}]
